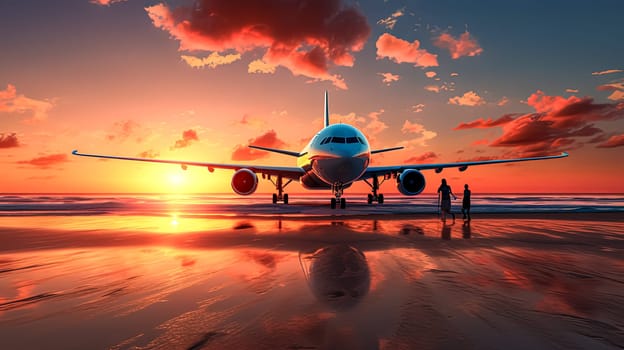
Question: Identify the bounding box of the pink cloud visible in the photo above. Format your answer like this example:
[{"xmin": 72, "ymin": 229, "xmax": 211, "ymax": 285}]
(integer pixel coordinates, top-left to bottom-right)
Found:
[
  {"xmin": 454, "ymin": 115, "xmax": 516, "ymax": 130},
  {"xmin": 232, "ymin": 130, "xmax": 287, "ymax": 160},
  {"xmin": 448, "ymin": 91, "xmax": 486, "ymax": 106},
  {"xmin": 90, "ymin": 0, "xmax": 127, "ymax": 5},
  {"xmin": 473, "ymin": 90, "xmax": 624, "ymax": 156},
  {"xmin": 0, "ymin": 133, "xmax": 19, "ymax": 148},
  {"xmin": 378, "ymin": 72, "xmax": 400, "ymax": 86},
  {"xmin": 0, "ymin": 84, "xmax": 54, "ymax": 122},
  {"xmin": 17, "ymin": 153, "xmax": 69, "ymax": 168},
  {"xmin": 138, "ymin": 149, "xmax": 160, "ymax": 158},
  {"xmin": 597, "ymin": 134, "xmax": 624, "ymax": 148},
  {"xmin": 592, "ymin": 69, "xmax": 623, "ymax": 76},
  {"xmin": 425, "ymin": 71, "xmax": 437, "ymax": 78},
  {"xmin": 106, "ymin": 120, "xmax": 147, "ymax": 142},
  {"xmin": 497, "ymin": 96, "xmax": 509, "ymax": 106},
  {"xmin": 404, "ymin": 151, "xmax": 438, "ymax": 163},
  {"xmin": 171, "ymin": 129, "xmax": 199, "ymax": 149},
  {"xmin": 596, "ymin": 82, "xmax": 624, "ymax": 101},
  {"xmin": 471, "ymin": 139, "xmax": 489, "ymax": 146},
  {"xmin": 375, "ymin": 33, "xmax": 438, "ymax": 68},
  {"xmin": 433, "ymin": 32, "xmax": 483, "ymax": 59},
  {"xmin": 566, "ymin": 88, "xmax": 579, "ymax": 93},
  {"xmin": 145, "ymin": 0, "xmax": 370, "ymax": 89}
]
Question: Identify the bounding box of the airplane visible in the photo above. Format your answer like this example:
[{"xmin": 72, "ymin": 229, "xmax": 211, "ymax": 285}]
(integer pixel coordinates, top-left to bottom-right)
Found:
[{"xmin": 72, "ymin": 92, "xmax": 568, "ymax": 209}]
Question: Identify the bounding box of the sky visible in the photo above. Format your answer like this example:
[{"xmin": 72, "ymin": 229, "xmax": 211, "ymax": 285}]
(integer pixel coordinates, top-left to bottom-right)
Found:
[{"xmin": 1, "ymin": 0, "xmax": 623, "ymax": 194}]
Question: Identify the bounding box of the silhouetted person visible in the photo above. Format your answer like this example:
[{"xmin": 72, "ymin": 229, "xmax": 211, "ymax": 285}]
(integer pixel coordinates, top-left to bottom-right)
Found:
[
  {"xmin": 462, "ymin": 184, "xmax": 471, "ymax": 221},
  {"xmin": 437, "ymin": 178, "xmax": 456, "ymax": 221}
]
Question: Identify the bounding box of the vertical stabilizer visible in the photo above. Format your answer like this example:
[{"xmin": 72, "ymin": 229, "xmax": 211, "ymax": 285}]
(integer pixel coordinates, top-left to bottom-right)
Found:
[{"xmin": 324, "ymin": 91, "xmax": 329, "ymax": 128}]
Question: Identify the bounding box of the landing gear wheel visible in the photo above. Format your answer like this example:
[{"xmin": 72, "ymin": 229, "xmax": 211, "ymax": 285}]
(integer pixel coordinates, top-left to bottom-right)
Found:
[
  {"xmin": 367, "ymin": 193, "xmax": 373, "ymax": 204},
  {"xmin": 272, "ymin": 193, "xmax": 278, "ymax": 204},
  {"xmin": 378, "ymin": 194, "xmax": 384, "ymax": 204},
  {"xmin": 330, "ymin": 198, "xmax": 337, "ymax": 209},
  {"xmin": 340, "ymin": 198, "xmax": 346, "ymax": 209},
  {"xmin": 283, "ymin": 193, "xmax": 289, "ymax": 204}
]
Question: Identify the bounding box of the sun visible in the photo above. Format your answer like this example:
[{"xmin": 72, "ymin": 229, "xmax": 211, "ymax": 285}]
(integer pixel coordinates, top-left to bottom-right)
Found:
[{"xmin": 168, "ymin": 172, "xmax": 185, "ymax": 186}]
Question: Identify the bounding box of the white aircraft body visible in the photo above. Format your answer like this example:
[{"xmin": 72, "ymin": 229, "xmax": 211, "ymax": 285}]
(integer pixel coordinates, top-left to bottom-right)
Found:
[{"xmin": 73, "ymin": 92, "xmax": 568, "ymax": 209}]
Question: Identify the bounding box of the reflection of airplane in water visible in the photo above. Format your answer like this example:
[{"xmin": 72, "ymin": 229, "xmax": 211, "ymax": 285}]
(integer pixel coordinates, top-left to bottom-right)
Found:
[
  {"xmin": 72, "ymin": 92, "xmax": 568, "ymax": 209},
  {"xmin": 300, "ymin": 245, "xmax": 371, "ymax": 311}
]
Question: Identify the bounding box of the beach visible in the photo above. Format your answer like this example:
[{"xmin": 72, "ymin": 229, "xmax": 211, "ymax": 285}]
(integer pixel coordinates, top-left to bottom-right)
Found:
[{"xmin": 1, "ymin": 195, "xmax": 623, "ymax": 349}]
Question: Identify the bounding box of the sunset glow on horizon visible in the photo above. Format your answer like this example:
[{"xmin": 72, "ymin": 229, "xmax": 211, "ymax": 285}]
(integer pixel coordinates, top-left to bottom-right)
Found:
[{"xmin": 2, "ymin": 0, "xmax": 623, "ymax": 194}]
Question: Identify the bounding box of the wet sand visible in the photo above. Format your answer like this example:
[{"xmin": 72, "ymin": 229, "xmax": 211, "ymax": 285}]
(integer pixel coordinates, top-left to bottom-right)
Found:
[{"xmin": 1, "ymin": 212, "xmax": 624, "ymax": 349}]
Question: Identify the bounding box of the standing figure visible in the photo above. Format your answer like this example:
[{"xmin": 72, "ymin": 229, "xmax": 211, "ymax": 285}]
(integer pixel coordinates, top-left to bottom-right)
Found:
[
  {"xmin": 437, "ymin": 178, "xmax": 456, "ymax": 221},
  {"xmin": 462, "ymin": 184, "xmax": 471, "ymax": 221}
]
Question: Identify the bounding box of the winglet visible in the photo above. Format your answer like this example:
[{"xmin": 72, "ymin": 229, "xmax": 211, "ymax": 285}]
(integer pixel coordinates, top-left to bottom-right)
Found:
[
  {"xmin": 562, "ymin": 151, "xmax": 569, "ymax": 157},
  {"xmin": 72, "ymin": 149, "xmax": 78, "ymax": 155},
  {"xmin": 324, "ymin": 90, "xmax": 329, "ymax": 128}
]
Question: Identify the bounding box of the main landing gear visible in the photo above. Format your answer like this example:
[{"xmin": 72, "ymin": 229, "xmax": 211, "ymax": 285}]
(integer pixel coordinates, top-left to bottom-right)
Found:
[
  {"xmin": 363, "ymin": 176, "xmax": 385, "ymax": 204},
  {"xmin": 330, "ymin": 183, "xmax": 346, "ymax": 209},
  {"xmin": 266, "ymin": 174, "xmax": 292, "ymax": 204}
]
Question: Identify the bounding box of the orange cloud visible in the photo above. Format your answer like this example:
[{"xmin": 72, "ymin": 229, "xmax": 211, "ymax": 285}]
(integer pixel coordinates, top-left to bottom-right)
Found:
[
  {"xmin": 454, "ymin": 115, "xmax": 515, "ymax": 130},
  {"xmin": 433, "ymin": 31, "xmax": 483, "ymax": 59},
  {"xmin": 17, "ymin": 153, "xmax": 69, "ymax": 168},
  {"xmin": 138, "ymin": 149, "xmax": 160, "ymax": 158},
  {"xmin": 425, "ymin": 71, "xmax": 437, "ymax": 78},
  {"xmin": 464, "ymin": 90, "xmax": 624, "ymax": 156},
  {"xmin": 145, "ymin": 0, "xmax": 370, "ymax": 89},
  {"xmin": 0, "ymin": 133, "xmax": 19, "ymax": 148},
  {"xmin": 90, "ymin": 0, "xmax": 127, "ymax": 5},
  {"xmin": 378, "ymin": 72, "xmax": 400, "ymax": 86},
  {"xmin": 412, "ymin": 103, "xmax": 425, "ymax": 113},
  {"xmin": 232, "ymin": 130, "xmax": 287, "ymax": 160},
  {"xmin": 399, "ymin": 120, "xmax": 437, "ymax": 148},
  {"xmin": 404, "ymin": 151, "xmax": 438, "ymax": 163},
  {"xmin": 448, "ymin": 91, "xmax": 486, "ymax": 106},
  {"xmin": 377, "ymin": 9, "xmax": 404, "ymax": 30},
  {"xmin": 497, "ymin": 96, "xmax": 509, "ymax": 106},
  {"xmin": 591, "ymin": 69, "xmax": 623, "ymax": 76},
  {"xmin": 106, "ymin": 120, "xmax": 148, "ymax": 143},
  {"xmin": 375, "ymin": 33, "xmax": 438, "ymax": 68},
  {"xmin": 248, "ymin": 59, "xmax": 277, "ymax": 74},
  {"xmin": 171, "ymin": 129, "xmax": 199, "ymax": 149},
  {"xmin": 180, "ymin": 52, "xmax": 241, "ymax": 68},
  {"xmin": 596, "ymin": 82, "xmax": 624, "ymax": 101},
  {"xmin": 0, "ymin": 84, "xmax": 54, "ymax": 122},
  {"xmin": 597, "ymin": 134, "xmax": 624, "ymax": 148}
]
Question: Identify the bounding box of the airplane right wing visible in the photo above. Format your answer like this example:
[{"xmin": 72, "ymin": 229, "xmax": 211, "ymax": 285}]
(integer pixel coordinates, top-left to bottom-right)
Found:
[
  {"xmin": 361, "ymin": 152, "xmax": 569, "ymax": 179},
  {"xmin": 71, "ymin": 150, "xmax": 306, "ymax": 180}
]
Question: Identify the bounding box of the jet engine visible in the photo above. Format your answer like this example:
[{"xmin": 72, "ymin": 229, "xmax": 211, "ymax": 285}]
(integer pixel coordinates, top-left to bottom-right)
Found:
[
  {"xmin": 231, "ymin": 168, "xmax": 258, "ymax": 195},
  {"xmin": 396, "ymin": 169, "xmax": 426, "ymax": 195}
]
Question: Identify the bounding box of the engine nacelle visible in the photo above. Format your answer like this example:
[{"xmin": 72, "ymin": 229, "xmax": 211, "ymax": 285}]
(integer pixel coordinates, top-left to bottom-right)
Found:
[
  {"xmin": 396, "ymin": 169, "xmax": 426, "ymax": 196},
  {"xmin": 231, "ymin": 168, "xmax": 258, "ymax": 195}
]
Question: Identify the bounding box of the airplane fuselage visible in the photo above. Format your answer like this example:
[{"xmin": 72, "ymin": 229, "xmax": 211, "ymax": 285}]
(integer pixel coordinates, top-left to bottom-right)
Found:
[{"xmin": 297, "ymin": 124, "xmax": 370, "ymax": 189}]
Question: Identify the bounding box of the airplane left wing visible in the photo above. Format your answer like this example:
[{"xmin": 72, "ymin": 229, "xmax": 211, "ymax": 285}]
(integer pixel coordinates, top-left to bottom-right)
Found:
[
  {"xmin": 71, "ymin": 150, "xmax": 306, "ymax": 179},
  {"xmin": 361, "ymin": 152, "xmax": 568, "ymax": 179}
]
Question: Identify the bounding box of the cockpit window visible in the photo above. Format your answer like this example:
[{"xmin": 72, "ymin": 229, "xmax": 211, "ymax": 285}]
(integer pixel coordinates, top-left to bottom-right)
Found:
[
  {"xmin": 320, "ymin": 137, "xmax": 330, "ymax": 145},
  {"xmin": 346, "ymin": 137, "xmax": 359, "ymax": 144},
  {"xmin": 357, "ymin": 137, "xmax": 366, "ymax": 144},
  {"xmin": 331, "ymin": 137, "xmax": 346, "ymax": 143}
]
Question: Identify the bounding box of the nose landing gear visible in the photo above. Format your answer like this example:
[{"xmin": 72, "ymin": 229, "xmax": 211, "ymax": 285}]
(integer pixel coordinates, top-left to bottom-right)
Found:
[
  {"xmin": 330, "ymin": 183, "xmax": 347, "ymax": 209},
  {"xmin": 364, "ymin": 176, "xmax": 385, "ymax": 204}
]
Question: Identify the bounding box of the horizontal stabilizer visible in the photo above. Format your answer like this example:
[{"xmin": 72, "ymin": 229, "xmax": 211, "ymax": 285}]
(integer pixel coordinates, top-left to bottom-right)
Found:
[
  {"xmin": 248, "ymin": 145, "xmax": 306, "ymax": 157},
  {"xmin": 371, "ymin": 146, "xmax": 404, "ymax": 154}
]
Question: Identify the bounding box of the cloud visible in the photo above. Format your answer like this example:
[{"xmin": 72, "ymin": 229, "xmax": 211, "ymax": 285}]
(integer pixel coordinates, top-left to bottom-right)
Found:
[
  {"xmin": 377, "ymin": 9, "xmax": 404, "ymax": 30},
  {"xmin": 106, "ymin": 120, "xmax": 149, "ymax": 143},
  {"xmin": 0, "ymin": 133, "xmax": 19, "ymax": 148},
  {"xmin": 597, "ymin": 134, "xmax": 624, "ymax": 148},
  {"xmin": 471, "ymin": 139, "xmax": 489, "ymax": 146},
  {"xmin": 90, "ymin": 0, "xmax": 127, "ymax": 5},
  {"xmin": 450, "ymin": 72, "xmax": 459, "ymax": 77},
  {"xmin": 592, "ymin": 69, "xmax": 623, "ymax": 76},
  {"xmin": 404, "ymin": 151, "xmax": 438, "ymax": 163},
  {"xmin": 138, "ymin": 149, "xmax": 160, "ymax": 158},
  {"xmin": 375, "ymin": 33, "xmax": 438, "ymax": 68},
  {"xmin": 248, "ymin": 59, "xmax": 277, "ymax": 74},
  {"xmin": 17, "ymin": 153, "xmax": 68, "ymax": 168},
  {"xmin": 448, "ymin": 91, "xmax": 486, "ymax": 106},
  {"xmin": 231, "ymin": 130, "xmax": 287, "ymax": 160},
  {"xmin": 412, "ymin": 104, "xmax": 425, "ymax": 113},
  {"xmin": 433, "ymin": 31, "xmax": 483, "ymax": 59},
  {"xmin": 330, "ymin": 110, "xmax": 388, "ymax": 145},
  {"xmin": 180, "ymin": 52, "xmax": 241, "ymax": 68},
  {"xmin": 454, "ymin": 115, "xmax": 516, "ymax": 130},
  {"xmin": 0, "ymin": 84, "xmax": 54, "ymax": 122},
  {"xmin": 464, "ymin": 90, "xmax": 624, "ymax": 156},
  {"xmin": 596, "ymin": 82, "xmax": 624, "ymax": 101},
  {"xmin": 171, "ymin": 129, "xmax": 199, "ymax": 149},
  {"xmin": 425, "ymin": 71, "xmax": 437, "ymax": 78},
  {"xmin": 497, "ymin": 97, "xmax": 509, "ymax": 106},
  {"xmin": 145, "ymin": 0, "xmax": 370, "ymax": 90},
  {"xmin": 237, "ymin": 114, "xmax": 267, "ymax": 129},
  {"xmin": 566, "ymin": 88, "xmax": 579, "ymax": 93},
  {"xmin": 378, "ymin": 72, "xmax": 400, "ymax": 86},
  {"xmin": 399, "ymin": 120, "xmax": 437, "ymax": 147}
]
